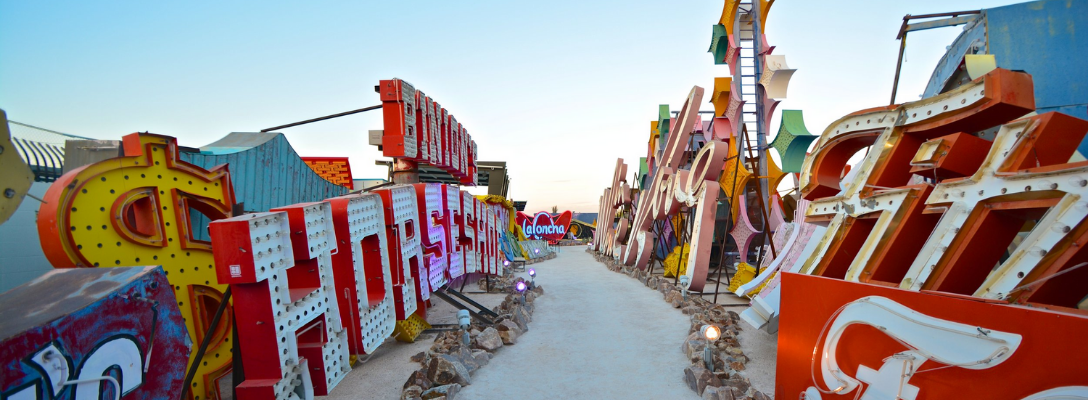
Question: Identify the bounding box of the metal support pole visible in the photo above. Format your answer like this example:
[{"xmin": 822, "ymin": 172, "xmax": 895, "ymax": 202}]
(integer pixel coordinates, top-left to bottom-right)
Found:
[
  {"xmin": 891, "ymin": 32, "xmax": 908, "ymax": 105},
  {"xmin": 752, "ymin": 1, "xmax": 773, "ymax": 226},
  {"xmin": 260, "ymin": 105, "xmax": 382, "ymax": 132},
  {"xmin": 716, "ymin": 153, "xmax": 744, "ymax": 303},
  {"xmin": 740, "ymin": 127, "xmax": 778, "ymax": 260},
  {"xmin": 179, "ymin": 287, "xmax": 232, "ymax": 400}
]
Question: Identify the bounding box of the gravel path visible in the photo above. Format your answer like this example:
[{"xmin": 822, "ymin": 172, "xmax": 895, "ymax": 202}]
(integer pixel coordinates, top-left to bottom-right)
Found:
[{"xmin": 458, "ymin": 249, "xmax": 696, "ymax": 399}]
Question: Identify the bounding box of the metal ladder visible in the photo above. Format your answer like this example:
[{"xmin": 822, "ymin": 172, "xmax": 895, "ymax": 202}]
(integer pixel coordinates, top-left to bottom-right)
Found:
[{"xmin": 736, "ymin": 0, "xmax": 763, "ymax": 168}]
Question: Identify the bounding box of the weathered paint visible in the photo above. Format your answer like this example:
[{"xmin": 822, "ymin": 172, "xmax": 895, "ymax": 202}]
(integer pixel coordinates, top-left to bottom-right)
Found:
[
  {"xmin": 37, "ymin": 132, "xmax": 236, "ymax": 400},
  {"xmin": 0, "ymin": 266, "xmax": 190, "ymax": 400},
  {"xmin": 922, "ymin": 0, "xmax": 1088, "ymax": 154},
  {"xmin": 181, "ymin": 132, "xmax": 349, "ymax": 217}
]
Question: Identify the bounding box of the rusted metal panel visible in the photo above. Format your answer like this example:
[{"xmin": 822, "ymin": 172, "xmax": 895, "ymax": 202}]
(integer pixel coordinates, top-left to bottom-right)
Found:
[{"xmin": 0, "ymin": 266, "xmax": 190, "ymax": 400}]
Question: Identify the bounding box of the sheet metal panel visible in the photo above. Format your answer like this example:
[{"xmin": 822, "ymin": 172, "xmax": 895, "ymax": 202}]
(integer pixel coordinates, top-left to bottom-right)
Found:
[
  {"xmin": 923, "ymin": 0, "xmax": 1088, "ymax": 153},
  {"xmin": 180, "ymin": 132, "xmax": 348, "ymax": 240}
]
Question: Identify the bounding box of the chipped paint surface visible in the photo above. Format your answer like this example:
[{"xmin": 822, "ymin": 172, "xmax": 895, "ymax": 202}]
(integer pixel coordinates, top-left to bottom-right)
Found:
[{"xmin": 1, "ymin": 267, "xmax": 190, "ymax": 400}]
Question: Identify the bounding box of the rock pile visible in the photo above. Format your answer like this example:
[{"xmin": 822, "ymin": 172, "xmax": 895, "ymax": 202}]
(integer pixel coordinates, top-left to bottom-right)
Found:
[
  {"xmin": 587, "ymin": 248, "xmax": 771, "ymax": 399},
  {"xmin": 401, "ymin": 284, "xmax": 546, "ymax": 400},
  {"xmin": 477, "ymin": 261, "xmax": 551, "ymax": 292}
]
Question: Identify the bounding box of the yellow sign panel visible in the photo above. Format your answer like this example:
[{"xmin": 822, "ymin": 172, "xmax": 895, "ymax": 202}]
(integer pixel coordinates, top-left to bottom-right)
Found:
[{"xmin": 38, "ymin": 132, "xmax": 236, "ymax": 400}]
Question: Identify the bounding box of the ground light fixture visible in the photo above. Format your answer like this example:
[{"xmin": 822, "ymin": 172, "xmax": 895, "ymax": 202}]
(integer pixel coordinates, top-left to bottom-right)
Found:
[
  {"xmin": 515, "ymin": 281, "xmax": 528, "ymax": 304},
  {"xmin": 503, "ymin": 260, "xmax": 510, "ymax": 267},
  {"xmin": 701, "ymin": 325, "xmax": 721, "ymax": 371},
  {"xmin": 679, "ymin": 275, "xmax": 690, "ymax": 301},
  {"xmin": 458, "ymin": 309, "xmax": 471, "ymax": 345},
  {"xmin": 528, "ymin": 268, "xmax": 536, "ymax": 288},
  {"xmin": 534, "ymin": 248, "xmax": 540, "ymax": 254}
]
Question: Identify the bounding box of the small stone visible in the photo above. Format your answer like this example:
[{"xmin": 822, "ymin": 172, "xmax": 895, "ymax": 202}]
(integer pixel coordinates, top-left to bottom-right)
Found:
[
  {"xmin": 498, "ymin": 329, "xmax": 518, "ymax": 344},
  {"xmin": 681, "ymin": 332, "xmax": 707, "ymax": 358},
  {"xmin": 403, "ymin": 369, "xmax": 432, "ymax": 390},
  {"xmin": 720, "ymin": 378, "xmax": 751, "ymax": 394},
  {"xmin": 421, "ymin": 383, "xmax": 461, "ymax": 400},
  {"xmin": 402, "ymin": 385, "xmax": 424, "ymax": 400},
  {"xmin": 471, "ymin": 349, "xmax": 490, "ymax": 366},
  {"xmin": 729, "ymin": 361, "xmax": 746, "ymax": 371},
  {"xmin": 468, "ymin": 328, "xmax": 481, "ymax": 338},
  {"xmin": 513, "ymin": 306, "xmax": 531, "ymax": 331},
  {"xmin": 497, "ymin": 319, "xmax": 522, "ymax": 333},
  {"xmin": 496, "ymin": 319, "xmax": 522, "ymax": 345},
  {"xmin": 452, "ymin": 346, "xmax": 479, "ymax": 374},
  {"xmin": 665, "ymin": 289, "xmax": 682, "ymax": 303},
  {"xmin": 474, "ymin": 327, "xmax": 504, "ymax": 351},
  {"xmin": 683, "ymin": 365, "xmax": 721, "ymax": 396},
  {"xmin": 682, "ymin": 305, "xmax": 702, "ymax": 315},
  {"xmin": 752, "ymin": 391, "xmax": 771, "ymax": 400},
  {"xmin": 426, "ymin": 354, "xmax": 472, "ymax": 386},
  {"xmin": 410, "ymin": 352, "xmax": 428, "ymax": 363},
  {"xmin": 703, "ymin": 385, "xmax": 744, "ymax": 400}
]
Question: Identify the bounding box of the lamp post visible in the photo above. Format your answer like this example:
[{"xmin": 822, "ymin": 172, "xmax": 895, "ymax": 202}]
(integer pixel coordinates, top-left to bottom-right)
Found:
[
  {"xmin": 515, "ymin": 281, "xmax": 528, "ymax": 305},
  {"xmin": 458, "ymin": 310, "xmax": 471, "ymax": 346},
  {"xmin": 700, "ymin": 325, "xmax": 721, "ymax": 371},
  {"xmin": 679, "ymin": 275, "xmax": 690, "ymax": 302}
]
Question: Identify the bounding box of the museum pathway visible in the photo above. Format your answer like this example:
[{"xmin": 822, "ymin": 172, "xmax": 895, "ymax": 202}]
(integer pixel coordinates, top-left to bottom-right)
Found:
[{"xmin": 458, "ymin": 249, "xmax": 695, "ymax": 399}]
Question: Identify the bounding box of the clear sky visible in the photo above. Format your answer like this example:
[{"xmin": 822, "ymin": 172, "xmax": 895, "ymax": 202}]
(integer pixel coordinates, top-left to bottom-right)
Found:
[{"xmin": 0, "ymin": 0, "xmax": 1026, "ymax": 213}]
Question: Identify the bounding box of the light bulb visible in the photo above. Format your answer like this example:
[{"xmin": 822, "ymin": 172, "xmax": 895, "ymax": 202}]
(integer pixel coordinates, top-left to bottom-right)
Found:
[
  {"xmin": 515, "ymin": 281, "xmax": 527, "ymax": 292},
  {"xmin": 701, "ymin": 325, "xmax": 721, "ymax": 342},
  {"xmin": 528, "ymin": 268, "xmax": 536, "ymax": 277}
]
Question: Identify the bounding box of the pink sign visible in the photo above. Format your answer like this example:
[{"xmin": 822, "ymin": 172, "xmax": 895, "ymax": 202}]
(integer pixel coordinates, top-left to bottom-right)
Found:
[{"xmin": 516, "ymin": 211, "xmax": 572, "ymax": 241}]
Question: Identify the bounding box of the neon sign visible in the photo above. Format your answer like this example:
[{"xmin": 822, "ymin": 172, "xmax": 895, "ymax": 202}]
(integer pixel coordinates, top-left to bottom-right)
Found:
[
  {"xmin": 517, "ymin": 211, "xmax": 573, "ymax": 241},
  {"xmin": 379, "ymin": 78, "xmax": 477, "ymax": 185}
]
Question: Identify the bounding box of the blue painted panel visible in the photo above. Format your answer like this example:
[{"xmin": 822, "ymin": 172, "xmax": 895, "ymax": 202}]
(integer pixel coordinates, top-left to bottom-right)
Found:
[
  {"xmin": 180, "ymin": 132, "xmax": 348, "ymax": 240},
  {"xmin": 987, "ymin": 0, "xmax": 1088, "ymax": 111},
  {"xmin": 923, "ymin": 0, "xmax": 1088, "ymax": 156}
]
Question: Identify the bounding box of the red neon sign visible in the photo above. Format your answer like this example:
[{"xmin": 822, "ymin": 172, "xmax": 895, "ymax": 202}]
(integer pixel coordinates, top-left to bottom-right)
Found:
[
  {"xmin": 516, "ymin": 211, "xmax": 573, "ymax": 241},
  {"xmin": 379, "ymin": 78, "xmax": 478, "ymax": 185}
]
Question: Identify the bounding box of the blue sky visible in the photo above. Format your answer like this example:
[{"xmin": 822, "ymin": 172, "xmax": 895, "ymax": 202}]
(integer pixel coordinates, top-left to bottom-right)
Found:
[{"xmin": 0, "ymin": 0, "xmax": 1025, "ymax": 212}]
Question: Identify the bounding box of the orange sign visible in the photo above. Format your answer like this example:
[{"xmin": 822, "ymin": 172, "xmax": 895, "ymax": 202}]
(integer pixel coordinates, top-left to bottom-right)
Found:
[{"xmin": 302, "ymin": 157, "xmax": 354, "ymax": 189}]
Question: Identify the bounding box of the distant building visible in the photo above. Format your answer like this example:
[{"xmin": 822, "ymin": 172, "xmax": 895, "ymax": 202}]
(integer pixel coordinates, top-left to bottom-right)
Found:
[{"xmin": 353, "ymin": 178, "xmax": 388, "ymax": 190}]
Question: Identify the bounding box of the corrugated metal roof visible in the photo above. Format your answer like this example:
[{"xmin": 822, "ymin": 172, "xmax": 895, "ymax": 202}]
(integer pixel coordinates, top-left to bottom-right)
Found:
[{"xmin": 7, "ymin": 121, "xmax": 94, "ymax": 182}]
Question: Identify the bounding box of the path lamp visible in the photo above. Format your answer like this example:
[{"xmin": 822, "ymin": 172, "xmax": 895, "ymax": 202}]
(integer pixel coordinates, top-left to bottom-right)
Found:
[
  {"xmin": 700, "ymin": 325, "xmax": 721, "ymax": 372},
  {"xmin": 458, "ymin": 310, "xmax": 471, "ymax": 346},
  {"xmin": 679, "ymin": 275, "xmax": 690, "ymax": 301},
  {"xmin": 528, "ymin": 268, "xmax": 536, "ymax": 288},
  {"xmin": 515, "ymin": 281, "xmax": 528, "ymax": 305}
]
